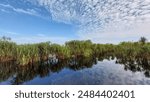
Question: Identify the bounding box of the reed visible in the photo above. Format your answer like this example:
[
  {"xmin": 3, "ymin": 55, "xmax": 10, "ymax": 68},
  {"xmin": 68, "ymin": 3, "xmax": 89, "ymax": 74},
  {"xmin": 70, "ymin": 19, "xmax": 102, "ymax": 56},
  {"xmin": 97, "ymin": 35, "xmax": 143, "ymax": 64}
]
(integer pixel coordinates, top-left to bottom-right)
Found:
[{"xmin": 0, "ymin": 36, "xmax": 150, "ymax": 66}]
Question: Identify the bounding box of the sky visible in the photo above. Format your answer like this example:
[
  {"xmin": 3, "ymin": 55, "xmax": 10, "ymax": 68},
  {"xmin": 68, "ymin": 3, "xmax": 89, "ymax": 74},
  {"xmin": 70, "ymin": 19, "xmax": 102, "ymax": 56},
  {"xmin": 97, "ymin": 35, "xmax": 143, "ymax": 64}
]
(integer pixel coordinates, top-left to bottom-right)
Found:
[{"xmin": 0, "ymin": 0, "xmax": 150, "ymax": 44}]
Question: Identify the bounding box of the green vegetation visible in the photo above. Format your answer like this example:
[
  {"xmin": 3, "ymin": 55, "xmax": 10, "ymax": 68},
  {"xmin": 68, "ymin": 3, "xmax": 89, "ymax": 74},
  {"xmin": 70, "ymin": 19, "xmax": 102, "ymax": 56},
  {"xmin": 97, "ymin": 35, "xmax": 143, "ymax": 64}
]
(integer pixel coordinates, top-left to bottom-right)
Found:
[
  {"xmin": 139, "ymin": 36, "xmax": 148, "ymax": 44},
  {"xmin": 0, "ymin": 37, "xmax": 16, "ymax": 62},
  {"xmin": 0, "ymin": 36, "xmax": 150, "ymax": 66}
]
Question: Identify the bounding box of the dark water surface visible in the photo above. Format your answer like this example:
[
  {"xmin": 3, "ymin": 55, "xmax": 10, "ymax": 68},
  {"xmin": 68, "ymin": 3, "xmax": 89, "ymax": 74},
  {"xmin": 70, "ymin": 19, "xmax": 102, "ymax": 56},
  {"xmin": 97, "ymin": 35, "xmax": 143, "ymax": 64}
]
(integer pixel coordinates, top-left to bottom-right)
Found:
[{"xmin": 0, "ymin": 56, "xmax": 150, "ymax": 85}]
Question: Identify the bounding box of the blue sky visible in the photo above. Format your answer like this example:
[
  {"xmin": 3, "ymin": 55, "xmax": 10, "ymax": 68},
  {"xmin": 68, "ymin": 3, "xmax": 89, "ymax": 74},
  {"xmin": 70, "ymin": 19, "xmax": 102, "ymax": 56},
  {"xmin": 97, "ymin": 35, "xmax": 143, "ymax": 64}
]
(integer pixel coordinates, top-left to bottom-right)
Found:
[{"xmin": 0, "ymin": 0, "xmax": 150, "ymax": 44}]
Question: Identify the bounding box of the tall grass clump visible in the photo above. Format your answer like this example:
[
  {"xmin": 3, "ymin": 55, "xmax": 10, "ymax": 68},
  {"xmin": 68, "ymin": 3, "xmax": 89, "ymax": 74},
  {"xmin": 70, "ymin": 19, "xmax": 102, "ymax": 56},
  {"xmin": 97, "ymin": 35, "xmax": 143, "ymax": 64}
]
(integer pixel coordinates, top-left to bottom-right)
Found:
[
  {"xmin": 65, "ymin": 40, "xmax": 93, "ymax": 57},
  {"xmin": 0, "ymin": 37, "xmax": 16, "ymax": 62}
]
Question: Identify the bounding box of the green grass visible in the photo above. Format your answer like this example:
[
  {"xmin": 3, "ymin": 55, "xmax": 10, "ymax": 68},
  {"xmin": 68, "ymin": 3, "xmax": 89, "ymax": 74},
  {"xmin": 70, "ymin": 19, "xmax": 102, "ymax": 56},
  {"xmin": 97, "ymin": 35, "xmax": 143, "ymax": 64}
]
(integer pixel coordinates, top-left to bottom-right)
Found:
[{"xmin": 0, "ymin": 37, "xmax": 150, "ymax": 66}]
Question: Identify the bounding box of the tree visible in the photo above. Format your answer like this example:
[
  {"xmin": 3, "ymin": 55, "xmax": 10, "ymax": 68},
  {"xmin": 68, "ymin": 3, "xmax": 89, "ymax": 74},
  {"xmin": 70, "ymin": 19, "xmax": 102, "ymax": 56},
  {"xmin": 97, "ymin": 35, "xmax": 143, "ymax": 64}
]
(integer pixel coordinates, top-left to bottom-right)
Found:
[
  {"xmin": 0, "ymin": 36, "xmax": 11, "ymax": 41},
  {"xmin": 139, "ymin": 37, "xmax": 147, "ymax": 44}
]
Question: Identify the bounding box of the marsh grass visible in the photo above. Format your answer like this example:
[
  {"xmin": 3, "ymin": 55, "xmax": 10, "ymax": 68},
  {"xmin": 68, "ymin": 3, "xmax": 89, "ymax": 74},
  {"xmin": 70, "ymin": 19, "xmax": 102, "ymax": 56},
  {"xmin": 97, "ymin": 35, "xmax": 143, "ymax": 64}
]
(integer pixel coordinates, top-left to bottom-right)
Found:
[{"xmin": 0, "ymin": 37, "xmax": 150, "ymax": 66}]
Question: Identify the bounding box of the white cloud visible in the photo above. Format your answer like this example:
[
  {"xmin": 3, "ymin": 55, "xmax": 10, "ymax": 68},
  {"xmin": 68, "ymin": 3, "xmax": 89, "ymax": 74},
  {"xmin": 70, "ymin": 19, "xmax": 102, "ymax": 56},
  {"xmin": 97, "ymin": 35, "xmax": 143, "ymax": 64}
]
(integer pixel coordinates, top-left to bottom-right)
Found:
[
  {"xmin": 0, "ymin": 3, "xmax": 40, "ymax": 17},
  {"xmin": 28, "ymin": 0, "xmax": 150, "ymax": 43},
  {"xmin": 0, "ymin": 29, "xmax": 19, "ymax": 36},
  {"xmin": 14, "ymin": 8, "xmax": 38, "ymax": 16},
  {"xmin": 79, "ymin": 22, "xmax": 150, "ymax": 44},
  {"xmin": 1, "ymin": 0, "xmax": 150, "ymax": 43}
]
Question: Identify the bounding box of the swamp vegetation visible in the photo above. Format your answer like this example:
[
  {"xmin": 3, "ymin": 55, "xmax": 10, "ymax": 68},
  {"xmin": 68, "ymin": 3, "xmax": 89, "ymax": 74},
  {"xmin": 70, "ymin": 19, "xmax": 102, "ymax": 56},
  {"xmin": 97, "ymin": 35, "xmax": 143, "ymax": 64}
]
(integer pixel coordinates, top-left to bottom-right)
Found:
[
  {"xmin": 0, "ymin": 36, "xmax": 150, "ymax": 66},
  {"xmin": 0, "ymin": 36, "xmax": 150, "ymax": 84}
]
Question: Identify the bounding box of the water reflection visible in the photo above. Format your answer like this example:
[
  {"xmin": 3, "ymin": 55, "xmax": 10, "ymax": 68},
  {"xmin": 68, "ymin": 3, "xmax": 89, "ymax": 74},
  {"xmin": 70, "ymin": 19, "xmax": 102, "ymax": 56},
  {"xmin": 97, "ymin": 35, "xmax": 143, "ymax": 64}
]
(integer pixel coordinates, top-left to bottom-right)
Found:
[
  {"xmin": 116, "ymin": 57, "xmax": 150, "ymax": 78},
  {"xmin": 0, "ymin": 55, "xmax": 150, "ymax": 85}
]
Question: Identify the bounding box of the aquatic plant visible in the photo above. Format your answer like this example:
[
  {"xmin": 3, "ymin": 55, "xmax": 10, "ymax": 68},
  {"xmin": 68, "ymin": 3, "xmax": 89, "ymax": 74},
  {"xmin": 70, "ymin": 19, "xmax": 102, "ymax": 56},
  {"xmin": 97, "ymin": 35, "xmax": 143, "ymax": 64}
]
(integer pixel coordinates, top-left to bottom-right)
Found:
[{"xmin": 0, "ymin": 36, "xmax": 150, "ymax": 66}]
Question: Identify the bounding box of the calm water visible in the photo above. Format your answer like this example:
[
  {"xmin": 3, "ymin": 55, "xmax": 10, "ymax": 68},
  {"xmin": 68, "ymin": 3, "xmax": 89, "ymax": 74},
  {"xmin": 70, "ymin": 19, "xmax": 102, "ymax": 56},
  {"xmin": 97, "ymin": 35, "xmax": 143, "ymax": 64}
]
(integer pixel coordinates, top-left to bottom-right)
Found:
[{"xmin": 0, "ymin": 56, "xmax": 150, "ymax": 85}]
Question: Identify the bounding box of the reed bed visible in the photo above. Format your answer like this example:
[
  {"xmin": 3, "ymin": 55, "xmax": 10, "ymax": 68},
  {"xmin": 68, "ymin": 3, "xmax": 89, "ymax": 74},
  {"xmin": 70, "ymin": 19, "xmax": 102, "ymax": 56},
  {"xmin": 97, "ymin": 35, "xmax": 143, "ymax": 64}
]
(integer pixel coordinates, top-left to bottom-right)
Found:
[{"xmin": 0, "ymin": 37, "xmax": 150, "ymax": 66}]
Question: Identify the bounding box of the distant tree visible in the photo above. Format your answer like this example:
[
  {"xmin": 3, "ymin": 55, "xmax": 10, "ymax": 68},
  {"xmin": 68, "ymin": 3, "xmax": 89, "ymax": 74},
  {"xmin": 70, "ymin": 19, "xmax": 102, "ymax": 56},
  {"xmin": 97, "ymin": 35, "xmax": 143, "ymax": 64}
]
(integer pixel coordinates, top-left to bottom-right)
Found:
[
  {"xmin": 0, "ymin": 36, "xmax": 11, "ymax": 41},
  {"xmin": 139, "ymin": 37, "xmax": 147, "ymax": 44}
]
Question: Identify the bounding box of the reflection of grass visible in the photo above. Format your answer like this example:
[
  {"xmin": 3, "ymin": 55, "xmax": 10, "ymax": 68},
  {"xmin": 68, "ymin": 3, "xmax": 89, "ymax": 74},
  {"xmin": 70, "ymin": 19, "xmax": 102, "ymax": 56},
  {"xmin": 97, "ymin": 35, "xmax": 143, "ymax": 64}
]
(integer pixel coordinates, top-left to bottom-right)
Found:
[
  {"xmin": 1, "ymin": 54, "xmax": 150, "ymax": 85},
  {"xmin": 0, "ymin": 36, "xmax": 150, "ymax": 66}
]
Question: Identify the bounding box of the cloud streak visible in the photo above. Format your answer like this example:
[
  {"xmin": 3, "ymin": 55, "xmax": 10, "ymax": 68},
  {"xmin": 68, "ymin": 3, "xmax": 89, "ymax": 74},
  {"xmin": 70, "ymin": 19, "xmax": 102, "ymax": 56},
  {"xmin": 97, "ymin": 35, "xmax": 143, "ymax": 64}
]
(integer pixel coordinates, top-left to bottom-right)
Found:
[{"xmin": 0, "ymin": 3, "xmax": 39, "ymax": 16}]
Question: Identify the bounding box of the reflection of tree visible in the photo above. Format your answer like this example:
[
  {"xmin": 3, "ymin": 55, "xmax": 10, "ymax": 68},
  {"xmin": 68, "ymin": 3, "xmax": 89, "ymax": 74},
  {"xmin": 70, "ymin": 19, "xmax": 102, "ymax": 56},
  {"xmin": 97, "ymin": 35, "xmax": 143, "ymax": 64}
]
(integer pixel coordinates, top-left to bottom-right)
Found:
[{"xmin": 116, "ymin": 56, "xmax": 150, "ymax": 77}]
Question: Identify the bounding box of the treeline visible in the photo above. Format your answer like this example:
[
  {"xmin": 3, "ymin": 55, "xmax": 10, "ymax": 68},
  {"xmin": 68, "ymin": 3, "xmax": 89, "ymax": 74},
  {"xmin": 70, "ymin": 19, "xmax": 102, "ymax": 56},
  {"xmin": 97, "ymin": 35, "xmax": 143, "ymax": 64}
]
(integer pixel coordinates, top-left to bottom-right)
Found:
[{"xmin": 0, "ymin": 36, "xmax": 150, "ymax": 66}]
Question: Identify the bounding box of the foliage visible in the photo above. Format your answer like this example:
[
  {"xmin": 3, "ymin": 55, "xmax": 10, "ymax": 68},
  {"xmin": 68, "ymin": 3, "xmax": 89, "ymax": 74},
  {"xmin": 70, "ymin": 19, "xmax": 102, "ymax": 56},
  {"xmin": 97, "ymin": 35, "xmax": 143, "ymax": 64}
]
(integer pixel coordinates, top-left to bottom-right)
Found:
[
  {"xmin": 0, "ymin": 36, "xmax": 150, "ymax": 66},
  {"xmin": 0, "ymin": 38, "xmax": 17, "ymax": 61},
  {"xmin": 139, "ymin": 37, "xmax": 148, "ymax": 44}
]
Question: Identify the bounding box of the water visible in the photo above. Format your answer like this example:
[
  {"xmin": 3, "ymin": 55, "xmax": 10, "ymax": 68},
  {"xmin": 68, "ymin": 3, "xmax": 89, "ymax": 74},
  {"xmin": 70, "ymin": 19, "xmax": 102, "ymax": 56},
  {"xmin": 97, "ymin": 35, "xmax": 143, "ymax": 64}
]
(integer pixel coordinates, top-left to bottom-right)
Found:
[{"xmin": 0, "ymin": 56, "xmax": 150, "ymax": 85}]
